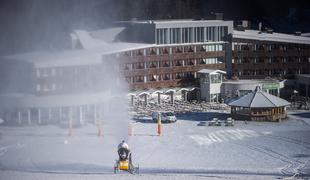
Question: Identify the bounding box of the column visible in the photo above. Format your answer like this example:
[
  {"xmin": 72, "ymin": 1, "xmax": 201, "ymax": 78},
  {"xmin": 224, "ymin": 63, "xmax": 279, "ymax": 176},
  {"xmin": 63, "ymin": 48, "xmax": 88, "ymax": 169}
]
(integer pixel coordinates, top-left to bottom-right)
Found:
[
  {"xmin": 131, "ymin": 95, "xmax": 135, "ymax": 106},
  {"xmin": 144, "ymin": 76, "xmax": 147, "ymax": 83},
  {"xmin": 48, "ymin": 108, "xmax": 52, "ymax": 122},
  {"xmin": 277, "ymin": 88, "xmax": 280, "ymax": 97},
  {"xmin": 157, "ymin": 93, "xmax": 161, "ymax": 105},
  {"xmin": 38, "ymin": 108, "xmax": 41, "ymax": 124},
  {"xmin": 79, "ymin": 106, "xmax": 83, "ymax": 125},
  {"xmin": 59, "ymin": 107, "xmax": 62, "ymax": 122},
  {"xmin": 183, "ymin": 91, "xmax": 188, "ymax": 102},
  {"xmin": 144, "ymin": 94, "xmax": 148, "ymax": 107},
  {"xmin": 306, "ymin": 85, "xmax": 309, "ymax": 99},
  {"xmin": 28, "ymin": 109, "xmax": 31, "ymax": 125},
  {"xmin": 18, "ymin": 111, "xmax": 21, "ymax": 125},
  {"xmin": 170, "ymin": 92, "xmax": 174, "ymax": 105},
  {"xmin": 94, "ymin": 104, "xmax": 97, "ymax": 124}
]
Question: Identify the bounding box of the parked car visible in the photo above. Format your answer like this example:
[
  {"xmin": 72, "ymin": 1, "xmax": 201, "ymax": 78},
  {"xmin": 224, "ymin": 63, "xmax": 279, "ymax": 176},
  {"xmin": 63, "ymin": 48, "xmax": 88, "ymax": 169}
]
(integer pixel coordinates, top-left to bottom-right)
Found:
[
  {"xmin": 152, "ymin": 111, "xmax": 177, "ymax": 123},
  {"xmin": 197, "ymin": 121, "xmax": 208, "ymax": 126}
]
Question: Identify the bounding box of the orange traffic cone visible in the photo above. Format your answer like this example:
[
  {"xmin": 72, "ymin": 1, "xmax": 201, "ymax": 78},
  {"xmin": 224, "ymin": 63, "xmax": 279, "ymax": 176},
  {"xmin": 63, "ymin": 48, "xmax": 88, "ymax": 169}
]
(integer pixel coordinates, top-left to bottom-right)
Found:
[{"xmin": 157, "ymin": 114, "xmax": 162, "ymax": 136}]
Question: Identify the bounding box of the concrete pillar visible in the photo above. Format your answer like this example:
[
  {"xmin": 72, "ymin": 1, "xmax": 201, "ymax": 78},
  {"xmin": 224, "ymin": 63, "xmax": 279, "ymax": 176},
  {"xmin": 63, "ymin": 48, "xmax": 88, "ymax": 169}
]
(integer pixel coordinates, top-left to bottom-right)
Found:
[
  {"xmin": 144, "ymin": 94, "xmax": 148, "ymax": 107},
  {"xmin": 48, "ymin": 108, "xmax": 52, "ymax": 122},
  {"xmin": 306, "ymin": 85, "xmax": 309, "ymax": 99},
  {"xmin": 144, "ymin": 76, "xmax": 147, "ymax": 83},
  {"xmin": 131, "ymin": 95, "xmax": 135, "ymax": 106},
  {"xmin": 183, "ymin": 91, "xmax": 188, "ymax": 101},
  {"xmin": 59, "ymin": 107, "xmax": 62, "ymax": 122},
  {"xmin": 94, "ymin": 104, "xmax": 97, "ymax": 124},
  {"xmin": 18, "ymin": 111, "xmax": 22, "ymax": 125},
  {"xmin": 277, "ymin": 88, "xmax": 280, "ymax": 97},
  {"xmin": 170, "ymin": 92, "xmax": 174, "ymax": 105},
  {"xmin": 38, "ymin": 108, "xmax": 41, "ymax": 124},
  {"xmin": 27, "ymin": 109, "xmax": 31, "ymax": 125},
  {"xmin": 157, "ymin": 93, "xmax": 161, "ymax": 104},
  {"xmin": 79, "ymin": 106, "xmax": 83, "ymax": 125}
]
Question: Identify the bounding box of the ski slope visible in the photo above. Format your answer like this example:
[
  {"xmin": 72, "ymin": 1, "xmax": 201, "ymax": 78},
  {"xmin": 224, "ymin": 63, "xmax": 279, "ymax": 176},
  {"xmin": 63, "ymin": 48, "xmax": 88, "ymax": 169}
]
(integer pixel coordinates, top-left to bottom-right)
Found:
[{"xmin": 0, "ymin": 110, "xmax": 310, "ymax": 179}]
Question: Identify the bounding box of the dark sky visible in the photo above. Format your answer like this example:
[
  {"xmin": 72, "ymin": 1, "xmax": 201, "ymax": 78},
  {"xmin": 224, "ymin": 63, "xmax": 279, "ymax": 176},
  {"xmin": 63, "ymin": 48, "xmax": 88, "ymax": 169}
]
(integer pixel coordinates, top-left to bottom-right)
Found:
[{"xmin": 0, "ymin": 0, "xmax": 309, "ymax": 55}]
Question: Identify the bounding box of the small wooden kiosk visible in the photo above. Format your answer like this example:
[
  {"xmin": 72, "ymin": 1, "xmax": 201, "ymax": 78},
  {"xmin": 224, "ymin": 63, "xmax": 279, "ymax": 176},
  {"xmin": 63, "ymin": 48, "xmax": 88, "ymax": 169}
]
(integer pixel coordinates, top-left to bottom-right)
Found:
[{"xmin": 228, "ymin": 86, "xmax": 290, "ymax": 122}]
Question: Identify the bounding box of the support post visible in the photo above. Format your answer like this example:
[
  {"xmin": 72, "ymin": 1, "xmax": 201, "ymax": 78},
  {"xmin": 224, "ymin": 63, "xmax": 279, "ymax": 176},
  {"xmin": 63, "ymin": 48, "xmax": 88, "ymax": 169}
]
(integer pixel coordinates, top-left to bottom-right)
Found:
[
  {"xmin": 68, "ymin": 107, "xmax": 73, "ymax": 137},
  {"xmin": 170, "ymin": 92, "xmax": 174, "ymax": 105},
  {"xmin": 157, "ymin": 93, "xmax": 161, "ymax": 105},
  {"xmin": 18, "ymin": 111, "xmax": 22, "ymax": 125},
  {"xmin": 144, "ymin": 94, "xmax": 148, "ymax": 107},
  {"xmin": 183, "ymin": 91, "xmax": 188, "ymax": 102},
  {"xmin": 48, "ymin": 108, "xmax": 52, "ymax": 122},
  {"xmin": 27, "ymin": 109, "xmax": 31, "ymax": 125},
  {"xmin": 94, "ymin": 104, "xmax": 97, "ymax": 125},
  {"xmin": 38, "ymin": 108, "xmax": 41, "ymax": 124},
  {"xmin": 79, "ymin": 106, "xmax": 83, "ymax": 125},
  {"xmin": 59, "ymin": 107, "xmax": 62, "ymax": 122},
  {"xmin": 131, "ymin": 95, "xmax": 135, "ymax": 106}
]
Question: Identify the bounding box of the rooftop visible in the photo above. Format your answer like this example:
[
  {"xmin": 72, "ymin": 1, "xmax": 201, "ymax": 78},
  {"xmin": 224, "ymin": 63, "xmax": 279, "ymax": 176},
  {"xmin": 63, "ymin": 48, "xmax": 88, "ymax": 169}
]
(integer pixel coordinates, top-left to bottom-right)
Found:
[
  {"xmin": 3, "ymin": 42, "xmax": 153, "ymax": 68},
  {"xmin": 198, "ymin": 69, "xmax": 226, "ymax": 75},
  {"xmin": 228, "ymin": 86, "xmax": 290, "ymax": 108},
  {"xmin": 233, "ymin": 29, "xmax": 310, "ymax": 45}
]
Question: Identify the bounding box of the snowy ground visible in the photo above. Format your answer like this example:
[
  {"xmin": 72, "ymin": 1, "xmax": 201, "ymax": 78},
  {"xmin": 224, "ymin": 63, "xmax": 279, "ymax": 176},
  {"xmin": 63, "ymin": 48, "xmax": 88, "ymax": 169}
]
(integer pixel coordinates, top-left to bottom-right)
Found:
[{"xmin": 0, "ymin": 110, "xmax": 310, "ymax": 179}]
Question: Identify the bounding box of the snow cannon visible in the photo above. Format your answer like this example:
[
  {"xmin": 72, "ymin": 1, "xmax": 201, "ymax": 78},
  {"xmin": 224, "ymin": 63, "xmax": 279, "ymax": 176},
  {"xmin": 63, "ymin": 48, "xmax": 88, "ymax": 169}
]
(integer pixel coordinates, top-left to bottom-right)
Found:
[{"xmin": 114, "ymin": 147, "xmax": 139, "ymax": 174}]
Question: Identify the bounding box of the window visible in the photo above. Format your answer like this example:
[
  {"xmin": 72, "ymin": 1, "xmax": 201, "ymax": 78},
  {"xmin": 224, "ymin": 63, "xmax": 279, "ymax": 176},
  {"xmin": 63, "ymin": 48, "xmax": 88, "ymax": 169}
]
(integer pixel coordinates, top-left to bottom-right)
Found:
[{"xmin": 210, "ymin": 74, "xmax": 222, "ymax": 84}]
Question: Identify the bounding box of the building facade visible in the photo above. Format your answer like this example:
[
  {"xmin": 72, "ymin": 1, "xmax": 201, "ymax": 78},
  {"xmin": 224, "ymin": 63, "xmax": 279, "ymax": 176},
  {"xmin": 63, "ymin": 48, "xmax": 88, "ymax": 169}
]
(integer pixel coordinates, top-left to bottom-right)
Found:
[{"xmin": 232, "ymin": 29, "xmax": 310, "ymax": 79}]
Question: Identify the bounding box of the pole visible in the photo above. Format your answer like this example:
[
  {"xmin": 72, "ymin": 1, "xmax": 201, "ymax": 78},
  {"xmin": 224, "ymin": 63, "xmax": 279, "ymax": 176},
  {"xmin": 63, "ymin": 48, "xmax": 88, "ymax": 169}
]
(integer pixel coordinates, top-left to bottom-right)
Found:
[
  {"xmin": 68, "ymin": 108, "xmax": 73, "ymax": 137},
  {"xmin": 97, "ymin": 119, "xmax": 102, "ymax": 137},
  {"xmin": 157, "ymin": 113, "xmax": 162, "ymax": 136}
]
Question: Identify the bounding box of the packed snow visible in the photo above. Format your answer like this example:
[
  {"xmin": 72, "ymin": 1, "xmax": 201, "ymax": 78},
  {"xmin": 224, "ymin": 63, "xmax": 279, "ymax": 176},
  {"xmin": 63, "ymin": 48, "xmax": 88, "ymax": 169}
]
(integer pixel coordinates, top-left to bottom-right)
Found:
[{"xmin": 0, "ymin": 110, "xmax": 310, "ymax": 179}]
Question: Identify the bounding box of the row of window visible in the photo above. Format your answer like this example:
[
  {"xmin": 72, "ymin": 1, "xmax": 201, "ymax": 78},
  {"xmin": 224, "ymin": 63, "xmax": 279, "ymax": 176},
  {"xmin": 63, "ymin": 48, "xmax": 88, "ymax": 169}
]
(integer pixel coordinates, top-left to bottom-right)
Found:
[
  {"xmin": 125, "ymin": 72, "xmax": 196, "ymax": 83},
  {"xmin": 233, "ymin": 57, "xmax": 310, "ymax": 64},
  {"xmin": 235, "ymin": 68, "xmax": 306, "ymax": 76},
  {"xmin": 122, "ymin": 58, "xmax": 224, "ymax": 70},
  {"xmin": 233, "ymin": 43, "xmax": 310, "ymax": 51},
  {"xmin": 119, "ymin": 44, "xmax": 224, "ymax": 57},
  {"xmin": 156, "ymin": 26, "xmax": 228, "ymax": 44},
  {"xmin": 200, "ymin": 74, "xmax": 223, "ymax": 84}
]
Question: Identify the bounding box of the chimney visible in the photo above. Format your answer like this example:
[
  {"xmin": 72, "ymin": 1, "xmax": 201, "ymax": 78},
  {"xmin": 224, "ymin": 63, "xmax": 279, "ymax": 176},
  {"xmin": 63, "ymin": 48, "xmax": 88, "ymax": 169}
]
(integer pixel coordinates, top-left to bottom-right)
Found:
[
  {"xmin": 258, "ymin": 22, "xmax": 262, "ymax": 32},
  {"xmin": 215, "ymin": 13, "xmax": 224, "ymax": 20}
]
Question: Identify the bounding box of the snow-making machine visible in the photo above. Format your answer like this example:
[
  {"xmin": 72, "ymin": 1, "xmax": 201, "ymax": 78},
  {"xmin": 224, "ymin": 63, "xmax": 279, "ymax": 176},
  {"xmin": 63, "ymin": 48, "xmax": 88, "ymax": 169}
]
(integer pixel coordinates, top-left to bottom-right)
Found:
[{"xmin": 114, "ymin": 147, "xmax": 139, "ymax": 174}]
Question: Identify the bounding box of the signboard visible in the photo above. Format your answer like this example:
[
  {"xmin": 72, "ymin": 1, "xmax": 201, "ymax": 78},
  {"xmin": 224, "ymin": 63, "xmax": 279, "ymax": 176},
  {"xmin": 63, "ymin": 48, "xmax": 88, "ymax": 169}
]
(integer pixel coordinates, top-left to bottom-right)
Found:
[{"xmin": 263, "ymin": 82, "xmax": 280, "ymax": 90}]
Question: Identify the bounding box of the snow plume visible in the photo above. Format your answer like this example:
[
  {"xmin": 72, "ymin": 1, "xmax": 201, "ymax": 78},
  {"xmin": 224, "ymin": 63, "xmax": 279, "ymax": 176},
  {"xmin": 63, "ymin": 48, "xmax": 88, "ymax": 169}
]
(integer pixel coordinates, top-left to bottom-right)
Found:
[{"xmin": 101, "ymin": 55, "xmax": 130, "ymax": 143}]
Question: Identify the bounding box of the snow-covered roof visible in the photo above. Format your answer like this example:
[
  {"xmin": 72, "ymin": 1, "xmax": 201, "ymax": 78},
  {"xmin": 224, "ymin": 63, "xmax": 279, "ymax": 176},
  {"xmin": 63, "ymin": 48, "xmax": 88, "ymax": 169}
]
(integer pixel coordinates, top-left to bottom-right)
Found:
[
  {"xmin": 228, "ymin": 86, "xmax": 290, "ymax": 108},
  {"xmin": 90, "ymin": 27, "xmax": 125, "ymax": 43},
  {"xmin": 3, "ymin": 42, "xmax": 153, "ymax": 68},
  {"xmin": 0, "ymin": 91, "xmax": 118, "ymax": 108},
  {"xmin": 127, "ymin": 87, "xmax": 199, "ymax": 96},
  {"xmin": 198, "ymin": 69, "xmax": 226, "ymax": 75},
  {"xmin": 233, "ymin": 30, "xmax": 310, "ymax": 45}
]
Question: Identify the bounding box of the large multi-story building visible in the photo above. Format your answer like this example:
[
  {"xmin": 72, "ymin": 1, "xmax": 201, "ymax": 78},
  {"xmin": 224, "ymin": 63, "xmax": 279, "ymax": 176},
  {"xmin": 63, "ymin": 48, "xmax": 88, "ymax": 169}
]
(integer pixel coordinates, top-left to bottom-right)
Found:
[
  {"xmin": 1, "ymin": 19, "xmax": 310, "ymax": 125},
  {"xmin": 116, "ymin": 20, "xmax": 233, "ymax": 89},
  {"xmin": 0, "ymin": 19, "xmax": 234, "ymax": 125},
  {"xmin": 232, "ymin": 29, "xmax": 310, "ymax": 79}
]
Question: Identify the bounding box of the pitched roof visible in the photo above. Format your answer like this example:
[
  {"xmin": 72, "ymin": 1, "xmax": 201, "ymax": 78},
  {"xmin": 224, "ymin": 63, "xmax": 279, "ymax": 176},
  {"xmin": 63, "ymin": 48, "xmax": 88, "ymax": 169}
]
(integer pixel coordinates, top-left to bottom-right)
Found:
[{"xmin": 228, "ymin": 86, "xmax": 290, "ymax": 108}]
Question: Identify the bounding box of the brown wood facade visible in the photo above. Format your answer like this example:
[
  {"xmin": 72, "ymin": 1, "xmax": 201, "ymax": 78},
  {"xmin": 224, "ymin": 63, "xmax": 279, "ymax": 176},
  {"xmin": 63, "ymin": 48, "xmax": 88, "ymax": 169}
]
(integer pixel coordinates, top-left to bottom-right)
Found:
[
  {"xmin": 118, "ymin": 44, "xmax": 227, "ymax": 90},
  {"xmin": 232, "ymin": 38, "xmax": 310, "ymax": 79},
  {"xmin": 230, "ymin": 106, "xmax": 287, "ymax": 122}
]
